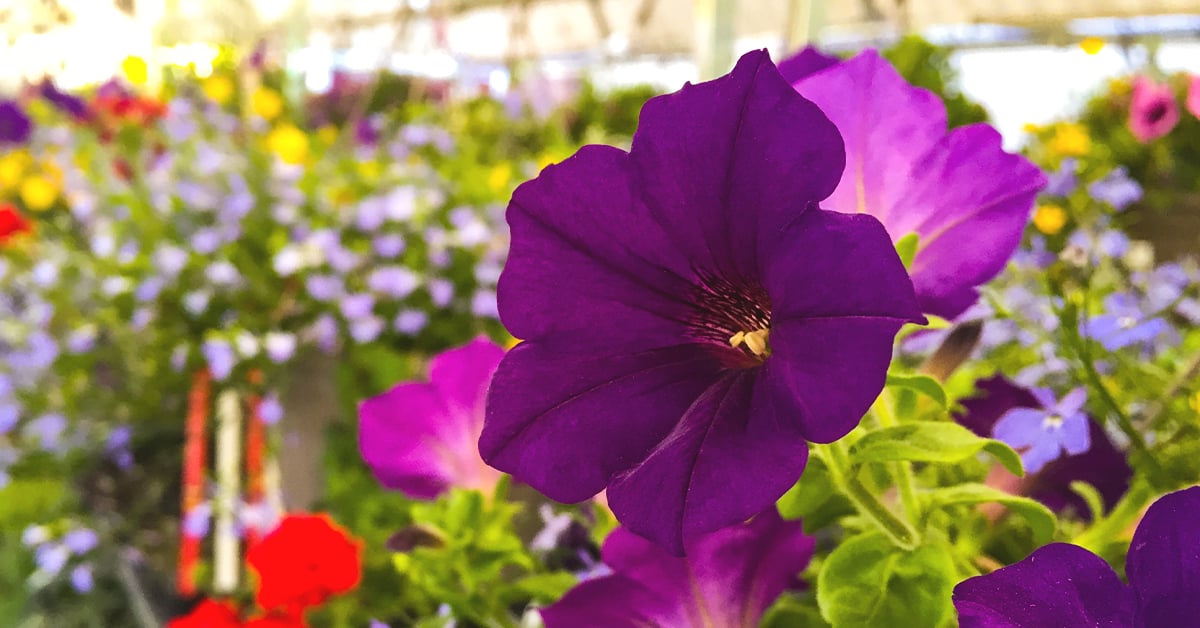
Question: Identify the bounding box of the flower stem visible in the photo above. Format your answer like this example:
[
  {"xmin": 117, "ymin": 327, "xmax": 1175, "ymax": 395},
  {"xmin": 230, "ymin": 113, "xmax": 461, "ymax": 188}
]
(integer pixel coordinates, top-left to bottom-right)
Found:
[
  {"xmin": 874, "ymin": 395, "xmax": 922, "ymax": 523},
  {"xmin": 1072, "ymin": 480, "xmax": 1155, "ymax": 553},
  {"xmin": 824, "ymin": 441, "xmax": 920, "ymax": 550}
]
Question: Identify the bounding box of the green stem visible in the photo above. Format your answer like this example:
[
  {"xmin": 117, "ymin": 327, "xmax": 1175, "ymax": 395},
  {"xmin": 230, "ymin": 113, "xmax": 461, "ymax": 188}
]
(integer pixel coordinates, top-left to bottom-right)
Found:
[
  {"xmin": 874, "ymin": 395, "xmax": 922, "ymax": 523},
  {"xmin": 824, "ymin": 441, "xmax": 920, "ymax": 550},
  {"xmin": 1072, "ymin": 481, "xmax": 1155, "ymax": 553}
]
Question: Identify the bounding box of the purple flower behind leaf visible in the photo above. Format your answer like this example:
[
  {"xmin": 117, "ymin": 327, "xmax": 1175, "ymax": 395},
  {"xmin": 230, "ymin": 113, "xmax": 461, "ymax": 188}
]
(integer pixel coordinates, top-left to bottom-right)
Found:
[
  {"xmin": 956, "ymin": 376, "xmax": 1129, "ymax": 517},
  {"xmin": 480, "ymin": 50, "xmax": 923, "ymax": 553},
  {"xmin": 792, "ymin": 50, "xmax": 1047, "ymax": 319},
  {"xmin": 954, "ymin": 486, "xmax": 1200, "ymax": 626},
  {"xmin": 542, "ymin": 510, "xmax": 813, "ymax": 628},
  {"xmin": 0, "ymin": 101, "xmax": 32, "ymax": 144},
  {"xmin": 1128, "ymin": 76, "xmax": 1179, "ymax": 143},
  {"xmin": 359, "ymin": 338, "xmax": 505, "ymax": 499},
  {"xmin": 993, "ymin": 387, "xmax": 1090, "ymax": 473}
]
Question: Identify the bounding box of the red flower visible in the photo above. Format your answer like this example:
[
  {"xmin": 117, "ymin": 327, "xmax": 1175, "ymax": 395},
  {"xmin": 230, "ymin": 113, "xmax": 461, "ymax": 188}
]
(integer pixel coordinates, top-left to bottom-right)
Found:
[
  {"xmin": 247, "ymin": 514, "xmax": 362, "ymax": 614},
  {"xmin": 243, "ymin": 613, "xmax": 308, "ymax": 628},
  {"xmin": 168, "ymin": 599, "xmax": 242, "ymax": 628},
  {"xmin": 0, "ymin": 203, "xmax": 32, "ymax": 243}
]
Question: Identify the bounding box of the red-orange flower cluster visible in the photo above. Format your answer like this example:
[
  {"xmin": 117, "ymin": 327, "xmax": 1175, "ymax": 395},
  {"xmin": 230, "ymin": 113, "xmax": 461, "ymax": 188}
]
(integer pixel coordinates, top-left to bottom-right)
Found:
[
  {"xmin": 90, "ymin": 93, "xmax": 167, "ymax": 130},
  {"xmin": 0, "ymin": 203, "xmax": 32, "ymax": 243},
  {"xmin": 247, "ymin": 514, "xmax": 363, "ymax": 615},
  {"xmin": 167, "ymin": 514, "xmax": 362, "ymax": 628}
]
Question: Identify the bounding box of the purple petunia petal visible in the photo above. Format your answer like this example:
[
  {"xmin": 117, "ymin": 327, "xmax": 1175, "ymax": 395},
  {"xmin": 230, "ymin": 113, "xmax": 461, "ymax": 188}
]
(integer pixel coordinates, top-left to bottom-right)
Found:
[
  {"xmin": 776, "ymin": 45, "xmax": 841, "ymax": 83},
  {"xmin": 543, "ymin": 510, "xmax": 813, "ymax": 628},
  {"xmin": 1126, "ymin": 485, "xmax": 1200, "ymax": 625},
  {"xmin": 793, "ymin": 51, "xmax": 1045, "ymax": 319},
  {"xmin": 953, "ymin": 543, "xmax": 1131, "ymax": 627}
]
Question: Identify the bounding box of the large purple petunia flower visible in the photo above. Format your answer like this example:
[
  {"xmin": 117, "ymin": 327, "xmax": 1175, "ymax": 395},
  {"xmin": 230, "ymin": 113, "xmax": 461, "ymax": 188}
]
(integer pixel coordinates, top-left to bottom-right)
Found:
[
  {"xmin": 359, "ymin": 338, "xmax": 505, "ymax": 499},
  {"xmin": 0, "ymin": 101, "xmax": 32, "ymax": 144},
  {"xmin": 791, "ymin": 50, "xmax": 1047, "ymax": 319},
  {"xmin": 480, "ymin": 50, "xmax": 923, "ymax": 553},
  {"xmin": 956, "ymin": 376, "xmax": 1130, "ymax": 518},
  {"xmin": 954, "ymin": 485, "xmax": 1200, "ymax": 626},
  {"xmin": 1128, "ymin": 76, "xmax": 1179, "ymax": 143},
  {"xmin": 541, "ymin": 509, "xmax": 813, "ymax": 628}
]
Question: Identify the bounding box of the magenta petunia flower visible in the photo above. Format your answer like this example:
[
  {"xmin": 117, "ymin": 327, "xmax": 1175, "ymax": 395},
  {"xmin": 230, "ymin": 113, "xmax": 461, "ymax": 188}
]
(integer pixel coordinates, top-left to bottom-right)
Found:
[
  {"xmin": 776, "ymin": 45, "xmax": 840, "ymax": 84},
  {"xmin": 1128, "ymin": 76, "xmax": 1179, "ymax": 143},
  {"xmin": 791, "ymin": 50, "xmax": 1047, "ymax": 319},
  {"xmin": 480, "ymin": 50, "xmax": 923, "ymax": 553},
  {"xmin": 956, "ymin": 376, "xmax": 1130, "ymax": 519},
  {"xmin": 1187, "ymin": 75, "xmax": 1200, "ymax": 120},
  {"xmin": 359, "ymin": 338, "xmax": 505, "ymax": 499},
  {"xmin": 953, "ymin": 485, "xmax": 1200, "ymax": 626},
  {"xmin": 541, "ymin": 509, "xmax": 813, "ymax": 628}
]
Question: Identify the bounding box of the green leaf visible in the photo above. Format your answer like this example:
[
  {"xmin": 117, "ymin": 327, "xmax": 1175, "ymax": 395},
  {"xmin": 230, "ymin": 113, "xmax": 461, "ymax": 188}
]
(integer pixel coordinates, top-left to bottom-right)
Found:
[
  {"xmin": 777, "ymin": 456, "xmax": 834, "ymax": 520},
  {"xmin": 923, "ymin": 484, "xmax": 1057, "ymax": 544},
  {"xmin": 510, "ymin": 573, "xmax": 578, "ymax": 603},
  {"xmin": 1069, "ymin": 481, "xmax": 1106, "ymax": 521},
  {"xmin": 849, "ymin": 422, "xmax": 1024, "ymax": 476},
  {"xmin": 761, "ymin": 595, "xmax": 831, "ymax": 628},
  {"xmin": 817, "ymin": 532, "xmax": 956, "ymax": 628},
  {"xmin": 895, "ymin": 232, "xmax": 920, "ymax": 269},
  {"xmin": 884, "ymin": 373, "xmax": 947, "ymax": 407}
]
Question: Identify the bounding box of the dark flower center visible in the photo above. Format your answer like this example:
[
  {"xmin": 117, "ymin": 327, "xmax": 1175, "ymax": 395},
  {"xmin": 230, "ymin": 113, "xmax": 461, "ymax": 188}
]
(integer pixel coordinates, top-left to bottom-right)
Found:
[
  {"xmin": 1146, "ymin": 102, "xmax": 1168, "ymax": 124},
  {"xmin": 688, "ymin": 271, "xmax": 772, "ymax": 368}
]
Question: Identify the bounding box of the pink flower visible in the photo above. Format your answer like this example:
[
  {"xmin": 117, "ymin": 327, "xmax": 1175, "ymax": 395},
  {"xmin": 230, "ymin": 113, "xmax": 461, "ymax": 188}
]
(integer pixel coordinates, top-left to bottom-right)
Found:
[{"xmin": 1128, "ymin": 76, "xmax": 1179, "ymax": 143}]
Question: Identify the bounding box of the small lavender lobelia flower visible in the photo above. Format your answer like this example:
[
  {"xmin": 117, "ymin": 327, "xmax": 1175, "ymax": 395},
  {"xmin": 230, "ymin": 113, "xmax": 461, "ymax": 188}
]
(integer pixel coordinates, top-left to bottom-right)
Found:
[
  {"xmin": 1088, "ymin": 167, "xmax": 1142, "ymax": 211},
  {"xmin": 954, "ymin": 486, "xmax": 1200, "ymax": 626},
  {"xmin": 1044, "ymin": 157, "xmax": 1078, "ymax": 197},
  {"xmin": 541, "ymin": 510, "xmax": 813, "ymax": 628},
  {"xmin": 305, "ymin": 274, "xmax": 343, "ymax": 302},
  {"xmin": 992, "ymin": 387, "xmax": 1090, "ymax": 473},
  {"xmin": 427, "ymin": 279, "xmax": 454, "ymax": 308},
  {"xmin": 1084, "ymin": 293, "xmax": 1170, "ymax": 351},
  {"xmin": 259, "ymin": 393, "xmax": 283, "ymax": 425},
  {"xmin": 1128, "ymin": 76, "xmax": 1179, "ymax": 143},
  {"xmin": 264, "ymin": 332, "xmax": 297, "ymax": 364},
  {"xmin": 789, "ymin": 49, "xmax": 1046, "ymax": 319},
  {"xmin": 367, "ymin": 266, "xmax": 420, "ymax": 299},
  {"xmin": 349, "ymin": 316, "xmax": 385, "ymax": 344},
  {"xmin": 69, "ymin": 564, "xmax": 94, "ymax": 594},
  {"xmin": 470, "ymin": 290, "xmax": 499, "ymax": 318},
  {"xmin": 393, "ymin": 310, "xmax": 428, "ymax": 335},
  {"xmin": 28, "ymin": 413, "xmax": 68, "ymax": 452},
  {"xmin": 0, "ymin": 404, "xmax": 17, "ymax": 435},
  {"xmin": 372, "ymin": 234, "xmax": 406, "ymax": 258},
  {"xmin": 35, "ymin": 542, "xmax": 70, "ymax": 576},
  {"xmin": 480, "ymin": 50, "xmax": 923, "ymax": 552},
  {"xmin": 202, "ymin": 338, "xmax": 236, "ymax": 381},
  {"xmin": 63, "ymin": 528, "xmax": 99, "ymax": 555},
  {"xmin": 340, "ymin": 293, "xmax": 376, "ymax": 320},
  {"xmin": 360, "ymin": 338, "xmax": 506, "ymax": 499},
  {"xmin": 65, "ymin": 325, "xmax": 97, "ymax": 354}
]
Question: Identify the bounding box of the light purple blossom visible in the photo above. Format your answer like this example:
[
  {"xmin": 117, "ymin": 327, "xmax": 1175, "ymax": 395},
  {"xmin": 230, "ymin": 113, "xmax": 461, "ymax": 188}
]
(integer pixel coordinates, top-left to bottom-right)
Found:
[
  {"xmin": 428, "ymin": 279, "xmax": 454, "ymax": 307},
  {"xmin": 155, "ymin": 246, "xmax": 189, "ymax": 278},
  {"xmin": 308, "ymin": 314, "xmax": 340, "ymax": 353},
  {"xmin": 372, "ymin": 234, "xmax": 406, "ymax": 258},
  {"xmin": 202, "ymin": 338, "xmax": 236, "ymax": 380},
  {"xmin": 69, "ymin": 565, "xmax": 94, "ymax": 593},
  {"xmin": 349, "ymin": 316, "xmax": 385, "ymax": 344},
  {"xmin": 993, "ymin": 387, "xmax": 1090, "ymax": 473},
  {"xmin": 1088, "ymin": 167, "xmax": 1143, "ymax": 211},
  {"xmin": 207, "ymin": 261, "xmax": 240, "ymax": 285},
  {"xmin": 31, "ymin": 261, "xmax": 59, "ymax": 288},
  {"xmin": 264, "ymin": 332, "xmax": 297, "ymax": 363},
  {"xmin": 28, "ymin": 413, "xmax": 67, "ymax": 452},
  {"xmin": 63, "ymin": 528, "xmax": 99, "ymax": 555},
  {"xmin": 191, "ymin": 228, "xmax": 221, "ymax": 255},
  {"xmin": 367, "ymin": 266, "xmax": 420, "ymax": 299},
  {"xmin": 1044, "ymin": 157, "xmax": 1078, "ymax": 196},
  {"xmin": 471, "ymin": 290, "xmax": 499, "ymax": 318},
  {"xmin": 394, "ymin": 310, "xmax": 428, "ymax": 335},
  {"xmin": 356, "ymin": 197, "xmax": 388, "ymax": 232},
  {"xmin": 305, "ymin": 274, "xmax": 343, "ymax": 302},
  {"xmin": 135, "ymin": 277, "xmax": 166, "ymax": 302},
  {"xmin": 340, "ymin": 293, "xmax": 376, "ymax": 320},
  {"xmin": 65, "ymin": 326, "xmax": 97, "ymax": 354},
  {"xmin": 183, "ymin": 502, "xmax": 212, "ymax": 538},
  {"xmin": 35, "ymin": 542, "xmax": 69, "ymax": 576},
  {"xmin": 327, "ymin": 245, "xmax": 362, "ymax": 273},
  {"xmin": 384, "ymin": 186, "xmax": 417, "ymax": 221},
  {"xmin": 259, "ymin": 393, "xmax": 283, "ymax": 425},
  {"xmin": 1085, "ymin": 293, "xmax": 1170, "ymax": 351},
  {"xmin": 0, "ymin": 404, "xmax": 18, "ymax": 434}
]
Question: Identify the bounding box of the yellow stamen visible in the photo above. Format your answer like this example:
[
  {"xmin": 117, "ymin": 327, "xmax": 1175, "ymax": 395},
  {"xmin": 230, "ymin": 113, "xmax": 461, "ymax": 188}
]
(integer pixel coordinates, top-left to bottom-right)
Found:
[{"xmin": 730, "ymin": 328, "xmax": 770, "ymax": 357}]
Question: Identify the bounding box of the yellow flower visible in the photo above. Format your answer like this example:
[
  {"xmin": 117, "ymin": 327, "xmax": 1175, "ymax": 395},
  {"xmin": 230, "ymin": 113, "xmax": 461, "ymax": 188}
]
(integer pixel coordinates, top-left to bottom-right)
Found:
[
  {"xmin": 358, "ymin": 160, "xmax": 381, "ymax": 182},
  {"xmin": 1021, "ymin": 122, "xmax": 1040, "ymax": 134},
  {"xmin": 537, "ymin": 151, "xmax": 566, "ymax": 171},
  {"xmin": 1080, "ymin": 37, "xmax": 1105, "ymax": 55},
  {"xmin": 20, "ymin": 175, "xmax": 59, "ymax": 212},
  {"xmin": 203, "ymin": 75, "xmax": 235, "ymax": 105},
  {"xmin": 251, "ymin": 87, "xmax": 284, "ymax": 121},
  {"xmin": 267, "ymin": 124, "xmax": 309, "ymax": 164},
  {"xmin": 317, "ymin": 125, "xmax": 339, "ymax": 145},
  {"xmin": 122, "ymin": 56, "xmax": 148, "ymax": 85},
  {"xmin": 1050, "ymin": 124, "xmax": 1090, "ymax": 157},
  {"xmin": 1033, "ymin": 204, "xmax": 1067, "ymax": 235},
  {"xmin": 0, "ymin": 151, "xmax": 29, "ymax": 190},
  {"xmin": 487, "ymin": 163, "xmax": 512, "ymax": 193}
]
